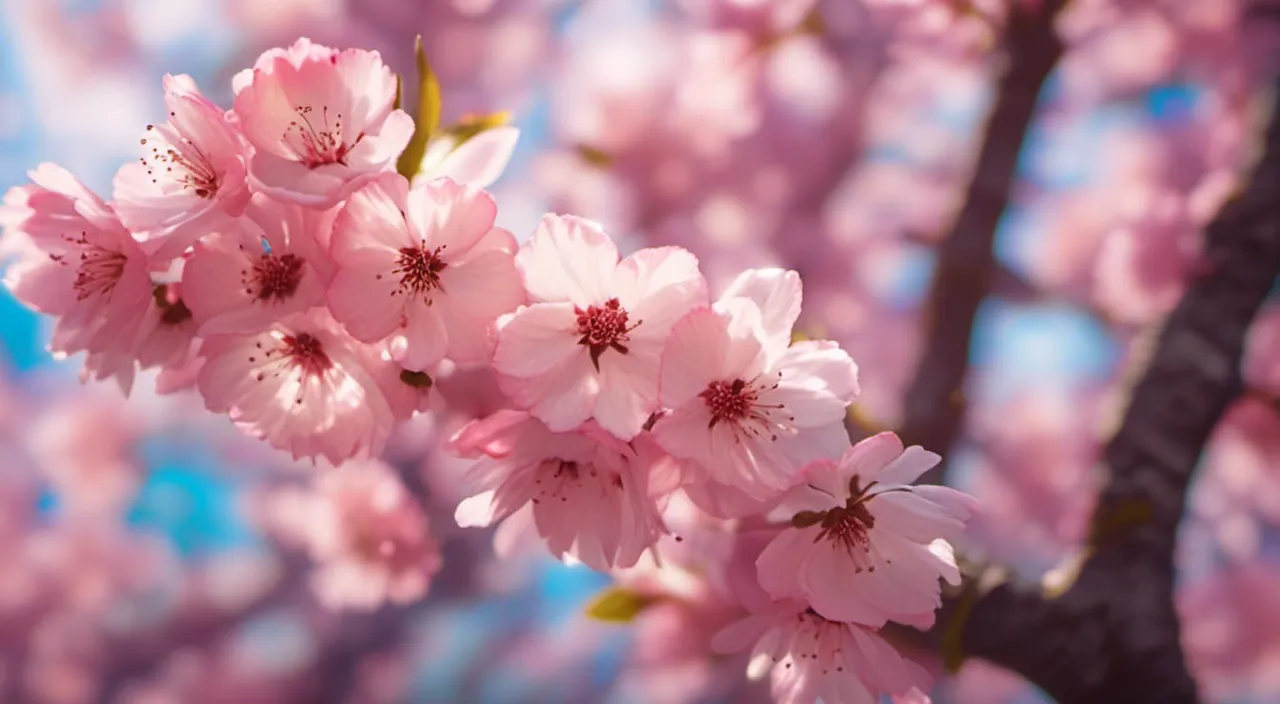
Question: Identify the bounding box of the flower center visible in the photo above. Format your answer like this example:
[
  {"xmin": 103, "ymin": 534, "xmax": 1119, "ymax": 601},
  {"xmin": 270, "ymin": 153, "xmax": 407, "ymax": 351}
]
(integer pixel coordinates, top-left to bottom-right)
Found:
[
  {"xmin": 153, "ymin": 285, "xmax": 193, "ymax": 325},
  {"xmin": 575, "ymin": 298, "xmax": 638, "ymax": 370},
  {"xmin": 814, "ymin": 503, "xmax": 875, "ymax": 554},
  {"xmin": 699, "ymin": 374, "xmax": 792, "ymax": 441},
  {"xmin": 283, "ymin": 105, "xmax": 362, "ymax": 169},
  {"xmin": 248, "ymin": 253, "xmax": 305, "ymax": 302},
  {"xmin": 388, "ymin": 244, "xmax": 448, "ymax": 300},
  {"xmin": 531, "ymin": 459, "xmax": 622, "ymax": 505},
  {"xmin": 791, "ymin": 477, "xmax": 889, "ymax": 570},
  {"xmin": 348, "ymin": 523, "xmax": 422, "ymax": 572},
  {"xmin": 49, "ymin": 231, "xmax": 127, "ymax": 301},
  {"xmin": 282, "ymin": 333, "xmax": 332, "ymax": 377},
  {"xmin": 140, "ymin": 123, "xmax": 219, "ymax": 198},
  {"xmin": 248, "ymin": 331, "xmax": 336, "ymax": 405},
  {"xmin": 789, "ymin": 610, "xmax": 852, "ymax": 674}
]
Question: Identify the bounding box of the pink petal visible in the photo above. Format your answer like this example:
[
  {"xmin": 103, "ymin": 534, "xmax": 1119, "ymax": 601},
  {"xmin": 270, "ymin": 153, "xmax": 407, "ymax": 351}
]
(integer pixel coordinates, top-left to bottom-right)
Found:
[
  {"xmin": 756, "ymin": 528, "xmax": 811, "ymax": 600},
  {"xmin": 592, "ymin": 349, "xmax": 659, "ymax": 440},
  {"xmin": 408, "ymin": 177, "xmax": 498, "ymax": 255},
  {"xmin": 426, "ymin": 126, "xmax": 520, "ymax": 188},
  {"xmin": 766, "ymin": 340, "xmax": 860, "ymax": 428},
  {"xmin": 346, "ymin": 110, "xmax": 414, "ymax": 167},
  {"xmin": 651, "ymin": 401, "xmax": 715, "ymax": 465},
  {"xmin": 613, "ymin": 246, "xmax": 708, "ymax": 339},
  {"xmin": 455, "ymin": 490, "xmax": 502, "ymax": 527},
  {"xmin": 509, "ymin": 353, "xmax": 599, "ymax": 432},
  {"xmin": 516, "ymin": 214, "xmax": 618, "ymax": 306},
  {"xmin": 658, "ymin": 307, "xmax": 734, "ymax": 407},
  {"xmin": 493, "ymin": 303, "xmax": 580, "ymax": 378},
  {"xmin": 839, "ymin": 432, "xmax": 906, "ymax": 482},
  {"xmin": 710, "ymin": 614, "xmax": 770, "ymax": 655},
  {"xmin": 875, "ymin": 445, "xmax": 942, "ymax": 486},
  {"xmin": 719, "ymin": 268, "xmax": 802, "ymax": 359},
  {"xmin": 333, "ymin": 175, "xmax": 413, "ymax": 256},
  {"xmin": 804, "ymin": 545, "xmax": 887, "ymax": 626},
  {"xmin": 395, "ymin": 305, "xmax": 449, "ymax": 371},
  {"xmin": 326, "ymin": 252, "xmax": 404, "ymax": 342}
]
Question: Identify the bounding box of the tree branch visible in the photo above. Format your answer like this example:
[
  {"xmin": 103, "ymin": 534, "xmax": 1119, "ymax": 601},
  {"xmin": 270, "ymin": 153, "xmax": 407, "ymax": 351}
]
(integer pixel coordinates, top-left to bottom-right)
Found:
[
  {"xmin": 896, "ymin": 0, "xmax": 1067, "ymax": 480},
  {"xmin": 938, "ymin": 76, "xmax": 1280, "ymax": 703}
]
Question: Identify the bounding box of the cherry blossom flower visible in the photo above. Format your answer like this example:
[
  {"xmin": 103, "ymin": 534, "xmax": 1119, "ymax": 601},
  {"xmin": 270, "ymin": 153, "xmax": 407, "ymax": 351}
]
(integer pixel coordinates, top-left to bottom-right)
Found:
[
  {"xmin": 651, "ymin": 269, "xmax": 858, "ymax": 502},
  {"xmin": 233, "ymin": 39, "xmax": 414, "ymax": 208},
  {"xmin": 265, "ymin": 460, "xmax": 442, "ymax": 611},
  {"xmin": 112, "ymin": 74, "xmax": 251, "ymax": 260},
  {"xmin": 493, "ymin": 214, "xmax": 707, "ymax": 440},
  {"xmin": 756, "ymin": 432, "xmax": 977, "ymax": 628},
  {"xmin": 183, "ymin": 193, "xmax": 334, "ymax": 335},
  {"xmin": 711, "ymin": 599, "xmax": 932, "ymax": 704},
  {"xmin": 447, "ymin": 409, "xmax": 668, "ymax": 570},
  {"xmin": 1, "ymin": 164, "xmax": 153, "ymax": 392},
  {"xmin": 195, "ymin": 308, "xmax": 396, "ymax": 464},
  {"xmin": 328, "ymin": 174, "xmax": 524, "ymax": 370}
]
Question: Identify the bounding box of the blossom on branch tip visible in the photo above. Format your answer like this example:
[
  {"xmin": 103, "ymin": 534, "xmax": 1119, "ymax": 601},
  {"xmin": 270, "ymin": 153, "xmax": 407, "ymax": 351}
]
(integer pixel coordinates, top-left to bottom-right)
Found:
[{"xmin": 493, "ymin": 214, "xmax": 708, "ymax": 440}]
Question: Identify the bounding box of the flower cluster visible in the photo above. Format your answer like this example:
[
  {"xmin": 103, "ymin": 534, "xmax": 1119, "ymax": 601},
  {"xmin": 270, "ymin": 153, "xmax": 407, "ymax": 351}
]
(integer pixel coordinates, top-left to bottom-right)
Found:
[{"xmin": 0, "ymin": 37, "xmax": 976, "ymax": 704}]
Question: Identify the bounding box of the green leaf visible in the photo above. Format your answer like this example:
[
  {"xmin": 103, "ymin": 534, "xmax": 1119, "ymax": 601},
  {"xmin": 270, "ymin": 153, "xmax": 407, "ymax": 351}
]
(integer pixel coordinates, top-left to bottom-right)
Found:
[
  {"xmin": 584, "ymin": 587, "xmax": 655, "ymax": 623},
  {"xmin": 396, "ymin": 35, "xmax": 443, "ymax": 180},
  {"xmin": 445, "ymin": 110, "xmax": 512, "ymax": 146},
  {"xmin": 575, "ymin": 144, "xmax": 614, "ymax": 169}
]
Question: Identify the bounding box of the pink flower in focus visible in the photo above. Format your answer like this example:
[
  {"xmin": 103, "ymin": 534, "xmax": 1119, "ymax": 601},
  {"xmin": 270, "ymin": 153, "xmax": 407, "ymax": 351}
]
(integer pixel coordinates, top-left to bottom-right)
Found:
[
  {"xmin": 233, "ymin": 39, "xmax": 414, "ymax": 208},
  {"xmin": 756, "ymin": 432, "xmax": 976, "ymax": 628},
  {"xmin": 328, "ymin": 175, "xmax": 524, "ymax": 370},
  {"xmin": 196, "ymin": 308, "xmax": 396, "ymax": 464},
  {"xmin": 651, "ymin": 269, "xmax": 858, "ymax": 502},
  {"xmin": 1, "ymin": 164, "xmax": 153, "ymax": 393},
  {"xmin": 711, "ymin": 599, "xmax": 932, "ymax": 704},
  {"xmin": 183, "ymin": 193, "xmax": 334, "ymax": 334},
  {"xmin": 493, "ymin": 215, "xmax": 707, "ymax": 440},
  {"xmin": 447, "ymin": 409, "xmax": 667, "ymax": 570},
  {"xmin": 272, "ymin": 460, "xmax": 442, "ymax": 611},
  {"xmin": 112, "ymin": 74, "xmax": 251, "ymax": 260}
]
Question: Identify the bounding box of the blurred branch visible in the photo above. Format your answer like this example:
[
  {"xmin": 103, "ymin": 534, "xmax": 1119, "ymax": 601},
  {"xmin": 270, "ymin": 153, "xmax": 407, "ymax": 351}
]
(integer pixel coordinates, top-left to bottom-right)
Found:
[
  {"xmin": 930, "ymin": 76, "xmax": 1280, "ymax": 703},
  {"xmin": 294, "ymin": 602, "xmax": 421, "ymax": 703},
  {"xmin": 97, "ymin": 552, "xmax": 311, "ymax": 700},
  {"xmin": 896, "ymin": 0, "xmax": 1067, "ymax": 480}
]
